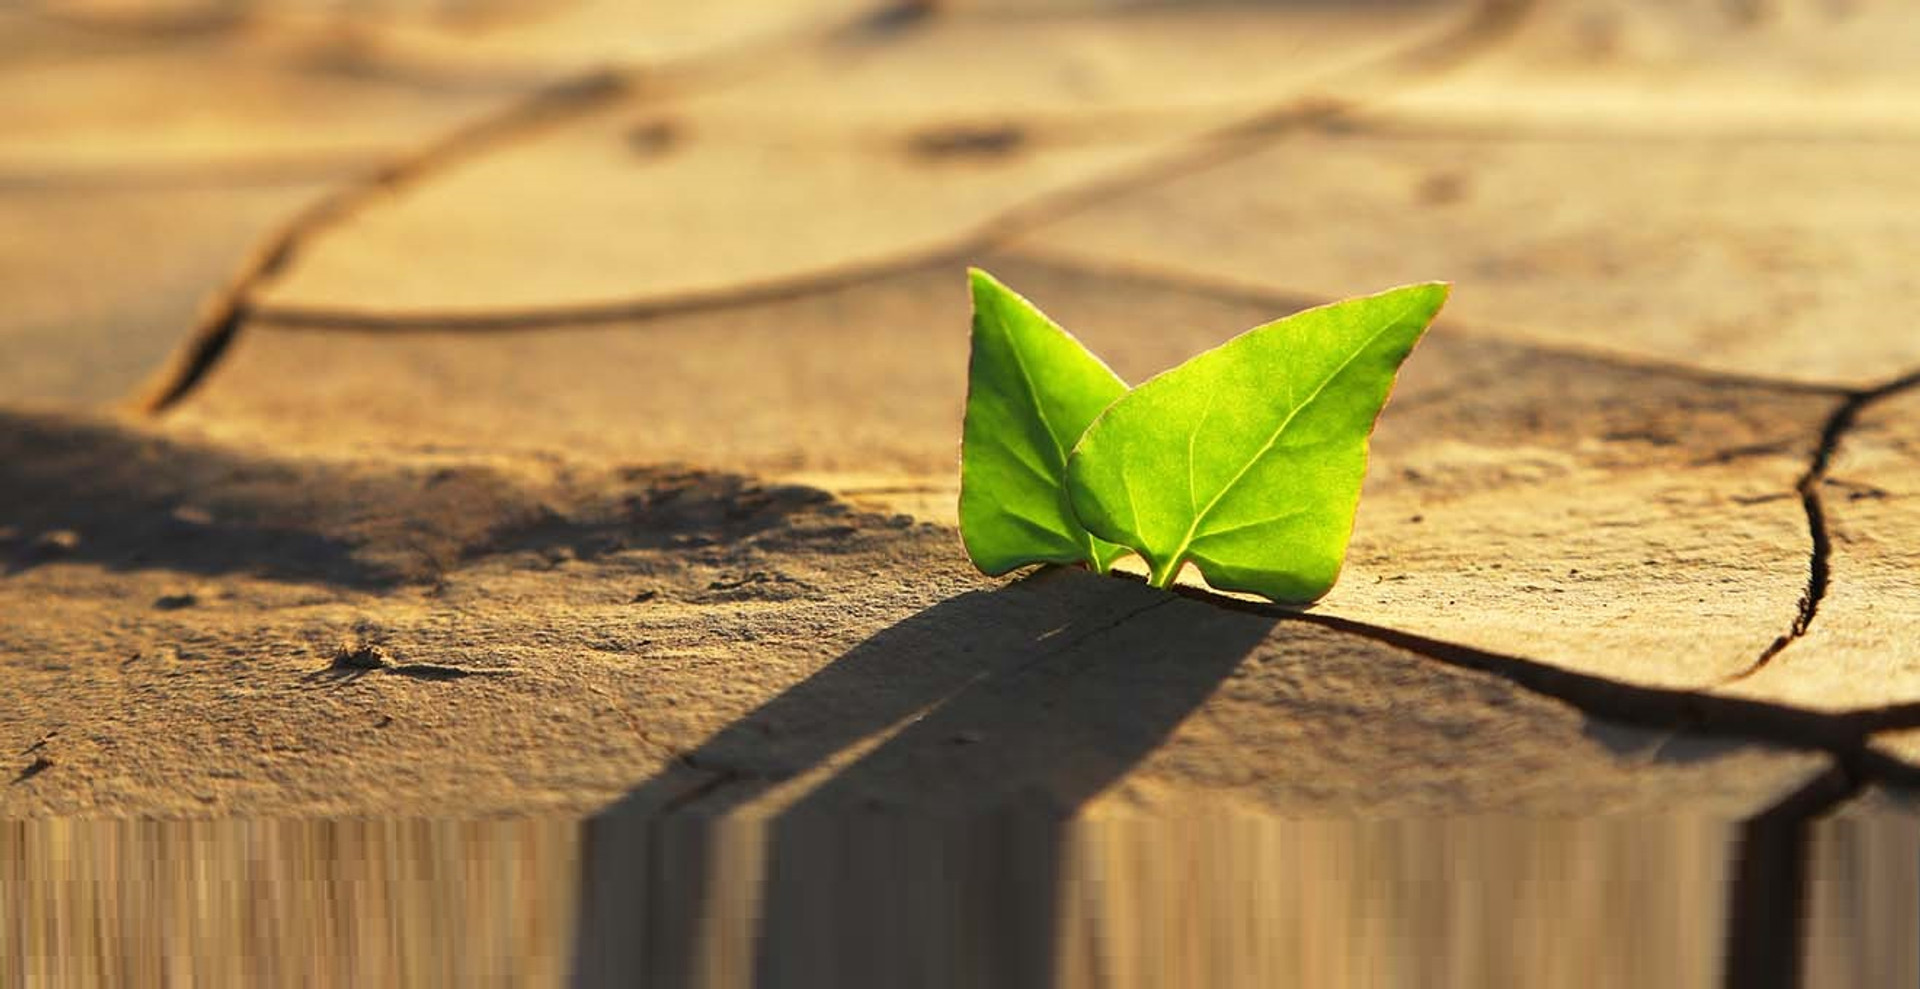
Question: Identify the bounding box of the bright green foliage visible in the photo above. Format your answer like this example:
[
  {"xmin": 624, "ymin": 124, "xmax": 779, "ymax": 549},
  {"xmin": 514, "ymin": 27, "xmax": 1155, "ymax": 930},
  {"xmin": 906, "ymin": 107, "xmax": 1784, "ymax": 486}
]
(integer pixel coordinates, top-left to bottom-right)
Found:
[
  {"xmin": 959, "ymin": 269, "xmax": 1131, "ymax": 576},
  {"xmin": 1064, "ymin": 283, "xmax": 1448, "ymax": 602}
]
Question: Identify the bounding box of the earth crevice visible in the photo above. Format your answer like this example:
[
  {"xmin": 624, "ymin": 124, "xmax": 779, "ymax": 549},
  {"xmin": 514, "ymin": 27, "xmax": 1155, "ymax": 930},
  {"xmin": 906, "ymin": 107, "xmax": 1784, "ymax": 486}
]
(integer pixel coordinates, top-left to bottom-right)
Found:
[
  {"xmin": 135, "ymin": 68, "xmax": 639, "ymax": 414},
  {"xmin": 1721, "ymin": 756, "xmax": 1863, "ymax": 989},
  {"xmin": 996, "ymin": 249, "xmax": 1860, "ymax": 398},
  {"xmin": 244, "ymin": 243, "xmax": 1854, "ymax": 411},
  {"xmin": 176, "ymin": 0, "xmax": 1537, "ymax": 371},
  {"xmin": 1167, "ymin": 586, "xmax": 1920, "ymax": 790},
  {"xmin": 120, "ymin": 0, "xmax": 912, "ymax": 413},
  {"xmin": 1724, "ymin": 365, "xmax": 1920, "ymax": 684}
]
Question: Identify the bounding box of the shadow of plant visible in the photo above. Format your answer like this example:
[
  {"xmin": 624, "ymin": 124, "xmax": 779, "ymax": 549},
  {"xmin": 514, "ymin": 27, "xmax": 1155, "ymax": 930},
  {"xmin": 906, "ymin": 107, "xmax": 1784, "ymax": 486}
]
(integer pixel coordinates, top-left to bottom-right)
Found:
[{"xmin": 571, "ymin": 570, "xmax": 1275, "ymax": 986}]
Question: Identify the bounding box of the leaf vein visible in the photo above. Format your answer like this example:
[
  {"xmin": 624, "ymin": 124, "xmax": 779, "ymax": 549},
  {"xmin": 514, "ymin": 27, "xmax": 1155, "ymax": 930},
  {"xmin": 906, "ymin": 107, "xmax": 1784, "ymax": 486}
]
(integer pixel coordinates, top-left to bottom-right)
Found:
[
  {"xmin": 1189, "ymin": 507, "xmax": 1311, "ymax": 542},
  {"xmin": 979, "ymin": 428, "xmax": 1058, "ymax": 486},
  {"xmin": 995, "ymin": 308, "xmax": 1070, "ymax": 471},
  {"xmin": 1170, "ymin": 293, "xmax": 1426, "ymax": 565},
  {"xmin": 994, "ymin": 505, "xmax": 1078, "ymax": 546}
]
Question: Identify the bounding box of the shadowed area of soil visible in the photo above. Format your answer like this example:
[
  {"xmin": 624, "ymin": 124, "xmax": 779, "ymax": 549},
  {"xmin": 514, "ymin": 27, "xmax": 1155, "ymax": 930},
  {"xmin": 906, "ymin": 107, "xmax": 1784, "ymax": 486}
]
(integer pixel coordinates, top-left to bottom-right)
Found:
[{"xmin": 0, "ymin": 411, "xmax": 1833, "ymax": 821}]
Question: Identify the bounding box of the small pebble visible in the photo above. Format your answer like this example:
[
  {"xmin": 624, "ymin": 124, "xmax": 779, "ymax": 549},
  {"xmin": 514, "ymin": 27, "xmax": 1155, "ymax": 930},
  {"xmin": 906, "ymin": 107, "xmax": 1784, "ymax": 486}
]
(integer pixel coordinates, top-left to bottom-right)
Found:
[{"xmin": 332, "ymin": 641, "xmax": 393, "ymax": 671}]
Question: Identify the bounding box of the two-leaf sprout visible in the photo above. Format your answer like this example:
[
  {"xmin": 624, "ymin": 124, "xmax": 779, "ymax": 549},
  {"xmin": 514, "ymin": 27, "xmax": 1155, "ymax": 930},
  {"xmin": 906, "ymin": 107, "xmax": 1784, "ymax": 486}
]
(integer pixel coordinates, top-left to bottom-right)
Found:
[{"xmin": 959, "ymin": 269, "xmax": 1448, "ymax": 605}]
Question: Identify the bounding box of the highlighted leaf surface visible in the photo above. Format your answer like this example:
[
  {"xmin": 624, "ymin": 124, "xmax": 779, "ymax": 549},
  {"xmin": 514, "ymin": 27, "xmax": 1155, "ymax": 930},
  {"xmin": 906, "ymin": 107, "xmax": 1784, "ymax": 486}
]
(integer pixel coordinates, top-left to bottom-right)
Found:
[
  {"xmin": 1065, "ymin": 283, "xmax": 1448, "ymax": 603},
  {"xmin": 960, "ymin": 269, "xmax": 1130, "ymax": 575}
]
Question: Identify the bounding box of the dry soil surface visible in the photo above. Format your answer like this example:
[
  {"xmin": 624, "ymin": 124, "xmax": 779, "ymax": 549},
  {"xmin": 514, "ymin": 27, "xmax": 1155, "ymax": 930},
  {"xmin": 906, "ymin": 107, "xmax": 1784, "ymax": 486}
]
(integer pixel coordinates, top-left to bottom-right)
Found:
[{"xmin": 4, "ymin": 0, "xmax": 1920, "ymax": 982}]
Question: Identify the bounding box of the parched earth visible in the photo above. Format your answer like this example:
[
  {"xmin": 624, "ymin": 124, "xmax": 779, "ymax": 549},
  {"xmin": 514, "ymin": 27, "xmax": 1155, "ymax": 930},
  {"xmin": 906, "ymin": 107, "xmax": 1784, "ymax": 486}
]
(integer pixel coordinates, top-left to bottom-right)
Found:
[{"xmin": 4, "ymin": 0, "xmax": 1920, "ymax": 984}]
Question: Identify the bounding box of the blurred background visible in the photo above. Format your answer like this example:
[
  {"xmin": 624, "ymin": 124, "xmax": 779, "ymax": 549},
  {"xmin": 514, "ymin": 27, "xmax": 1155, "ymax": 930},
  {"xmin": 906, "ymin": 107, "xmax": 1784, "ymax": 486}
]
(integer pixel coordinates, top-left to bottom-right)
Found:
[{"xmin": 8, "ymin": 0, "xmax": 1920, "ymax": 414}]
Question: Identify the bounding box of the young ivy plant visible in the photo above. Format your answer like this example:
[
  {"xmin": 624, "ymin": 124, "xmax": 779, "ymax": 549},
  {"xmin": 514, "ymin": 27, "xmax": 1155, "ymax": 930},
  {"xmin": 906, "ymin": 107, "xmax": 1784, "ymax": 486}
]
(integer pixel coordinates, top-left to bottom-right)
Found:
[{"xmin": 958, "ymin": 268, "xmax": 1448, "ymax": 605}]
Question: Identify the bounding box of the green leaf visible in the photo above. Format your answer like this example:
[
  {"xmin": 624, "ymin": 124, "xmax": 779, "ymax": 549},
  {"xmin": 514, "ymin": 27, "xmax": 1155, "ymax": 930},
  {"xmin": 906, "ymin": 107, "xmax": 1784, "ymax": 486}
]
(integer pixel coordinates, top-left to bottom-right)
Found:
[
  {"xmin": 960, "ymin": 269, "xmax": 1132, "ymax": 576},
  {"xmin": 1064, "ymin": 282, "xmax": 1449, "ymax": 603}
]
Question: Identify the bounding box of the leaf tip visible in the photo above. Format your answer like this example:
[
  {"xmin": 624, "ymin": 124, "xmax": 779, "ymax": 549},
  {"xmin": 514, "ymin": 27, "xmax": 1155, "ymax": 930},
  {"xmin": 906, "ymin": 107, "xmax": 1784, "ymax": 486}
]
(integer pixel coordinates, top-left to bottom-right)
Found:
[{"xmin": 1374, "ymin": 280, "xmax": 1452, "ymax": 329}]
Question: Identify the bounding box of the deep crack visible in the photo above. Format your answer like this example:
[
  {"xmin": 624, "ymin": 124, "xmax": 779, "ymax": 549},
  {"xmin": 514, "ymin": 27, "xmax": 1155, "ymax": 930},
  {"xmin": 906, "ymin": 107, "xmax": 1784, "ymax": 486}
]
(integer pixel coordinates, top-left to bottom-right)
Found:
[
  {"xmin": 1726, "ymin": 366, "xmax": 1920, "ymax": 683},
  {"xmin": 1721, "ymin": 758, "xmax": 1864, "ymax": 989},
  {"xmin": 134, "ymin": 69, "xmax": 638, "ymax": 413},
  {"xmin": 252, "ymin": 242, "xmax": 970, "ymax": 334},
  {"xmin": 243, "ymin": 244, "xmax": 1863, "ymax": 407},
  {"xmin": 1004, "ymin": 250, "xmax": 1854, "ymax": 398},
  {"xmin": 129, "ymin": 0, "xmax": 923, "ymax": 413},
  {"xmin": 1160, "ymin": 582, "xmax": 1920, "ymax": 789},
  {"xmin": 229, "ymin": 0, "xmax": 1536, "ymax": 339}
]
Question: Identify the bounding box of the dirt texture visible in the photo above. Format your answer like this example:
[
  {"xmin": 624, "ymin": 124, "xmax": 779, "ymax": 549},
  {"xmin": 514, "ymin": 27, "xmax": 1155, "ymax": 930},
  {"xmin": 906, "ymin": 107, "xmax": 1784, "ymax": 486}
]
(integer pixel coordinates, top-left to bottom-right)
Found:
[{"xmin": 6, "ymin": 0, "xmax": 1920, "ymax": 980}]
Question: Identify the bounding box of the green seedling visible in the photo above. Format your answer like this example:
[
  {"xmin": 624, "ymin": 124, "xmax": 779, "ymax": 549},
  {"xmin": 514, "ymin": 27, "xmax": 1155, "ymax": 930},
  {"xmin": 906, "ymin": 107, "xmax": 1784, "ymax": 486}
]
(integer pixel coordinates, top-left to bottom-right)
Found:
[
  {"xmin": 958, "ymin": 269, "xmax": 1131, "ymax": 576},
  {"xmin": 960, "ymin": 270, "xmax": 1447, "ymax": 604}
]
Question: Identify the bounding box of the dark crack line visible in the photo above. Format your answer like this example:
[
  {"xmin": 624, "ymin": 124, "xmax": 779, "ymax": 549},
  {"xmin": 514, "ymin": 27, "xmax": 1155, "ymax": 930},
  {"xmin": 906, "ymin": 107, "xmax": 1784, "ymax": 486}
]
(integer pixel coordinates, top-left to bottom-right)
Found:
[
  {"xmin": 973, "ymin": 0, "xmax": 1538, "ymax": 239},
  {"xmin": 1151, "ymin": 582, "xmax": 1920, "ymax": 790},
  {"xmin": 1001, "ymin": 249, "xmax": 1856, "ymax": 398},
  {"xmin": 1721, "ymin": 759, "xmax": 1864, "ymax": 989},
  {"xmin": 1724, "ymin": 366, "xmax": 1920, "ymax": 683},
  {"xmin": 135, "ymin": 67, "xmax": 639, "ymax": 413},
  {"xmin": 251, "ymin": 241, "xmax": 974, "ymax": 334},
  {"xmin": 130, "ymin": 0, "xmax": 919, "ymax": 413},
  {"xmin": 224, "ymin": 0, "xmax": 1537, "ymax": 338},
  {"xmin": 250, "ymin": 244, "xmax": 1859, "ymax": 409}
]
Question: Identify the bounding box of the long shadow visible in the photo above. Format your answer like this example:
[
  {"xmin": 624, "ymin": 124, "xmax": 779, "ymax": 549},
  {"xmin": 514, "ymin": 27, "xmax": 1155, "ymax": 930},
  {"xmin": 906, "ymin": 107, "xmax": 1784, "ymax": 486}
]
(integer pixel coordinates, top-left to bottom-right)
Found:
[
  {"xmin": 570, "ymin": 569, "xmax": 1277, "ymax": 987},
  {"xmin": 0, "ymin": 409, "xmax": 830, "ymax": 589},
  {"xmin": 0, "ymin": 410, "xmax": 379, "ymax": 586}
]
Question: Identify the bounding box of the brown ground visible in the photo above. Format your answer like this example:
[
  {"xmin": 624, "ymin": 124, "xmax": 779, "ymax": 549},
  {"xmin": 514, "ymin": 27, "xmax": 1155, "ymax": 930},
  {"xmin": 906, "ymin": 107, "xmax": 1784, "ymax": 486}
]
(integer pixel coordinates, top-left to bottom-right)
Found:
[{"xmin": 5, "ymin": 0, "xmax": 1920, "ymax": 982}]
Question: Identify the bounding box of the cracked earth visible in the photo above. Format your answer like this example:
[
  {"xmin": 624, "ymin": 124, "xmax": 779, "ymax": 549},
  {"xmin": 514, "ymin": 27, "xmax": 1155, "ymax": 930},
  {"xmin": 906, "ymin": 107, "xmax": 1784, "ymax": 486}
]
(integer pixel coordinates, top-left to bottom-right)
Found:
[{"xmin": 4, "ymin": 0, "xmax": 1920, "ymax": 983}]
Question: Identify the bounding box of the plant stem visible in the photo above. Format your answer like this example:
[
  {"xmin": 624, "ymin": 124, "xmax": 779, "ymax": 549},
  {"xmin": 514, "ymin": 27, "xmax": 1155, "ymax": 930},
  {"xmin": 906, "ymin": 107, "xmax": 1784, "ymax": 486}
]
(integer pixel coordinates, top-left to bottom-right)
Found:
[{"xmin": 1147, "ymin": 556, "xmax": 1181, "ymax": 589}]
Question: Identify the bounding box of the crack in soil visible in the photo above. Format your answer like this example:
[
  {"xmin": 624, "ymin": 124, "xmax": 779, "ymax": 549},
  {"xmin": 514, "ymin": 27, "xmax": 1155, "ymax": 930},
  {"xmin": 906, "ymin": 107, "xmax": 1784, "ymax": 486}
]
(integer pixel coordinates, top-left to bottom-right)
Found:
[
  {"xmin": 46, "ymin": 0, "xmax": 1920, "ymax": 970},
  {"xmin": 1721, "ymin": 758, "xmax": 1864, "ymax": 989},
  {"xmin": 97, "ymin": 0, "xmax": 1915, "ymax": 849},
  {"xmin": 1175, "ymin": 572, "xmax": 1920, "ymax": 981},
  {"xmin": 1724, "ymin": 366, "xmax": 1920, "ymax": 684},
  {"xmin": 1002, "ymin": 249, "xmax": 1857, "ymax": 398},
  {"xmin": 133, "ymin": 68, "xmax": 638, "ymax": 414},
  {"xmin": 227, "ymin": 98, "xmax": 1353, "ymax": 337},
  {"xmin": 245, "ymin": 243, "xmax": 1858, "ymax": 408},
  {"xmin": 140, "ymin": 0, "xmax": 1535, "ymax": 399},
  {"xmin": 1158, "ymin": 583, "xmax": 1920, "ymax": 789},
  {"xmin": 252, "ymin": 240, "xmax": 974, "ymax": 334},
  {"xmin": 126, "ymin": 0, "xmax": 958, "ymax": 412}
]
